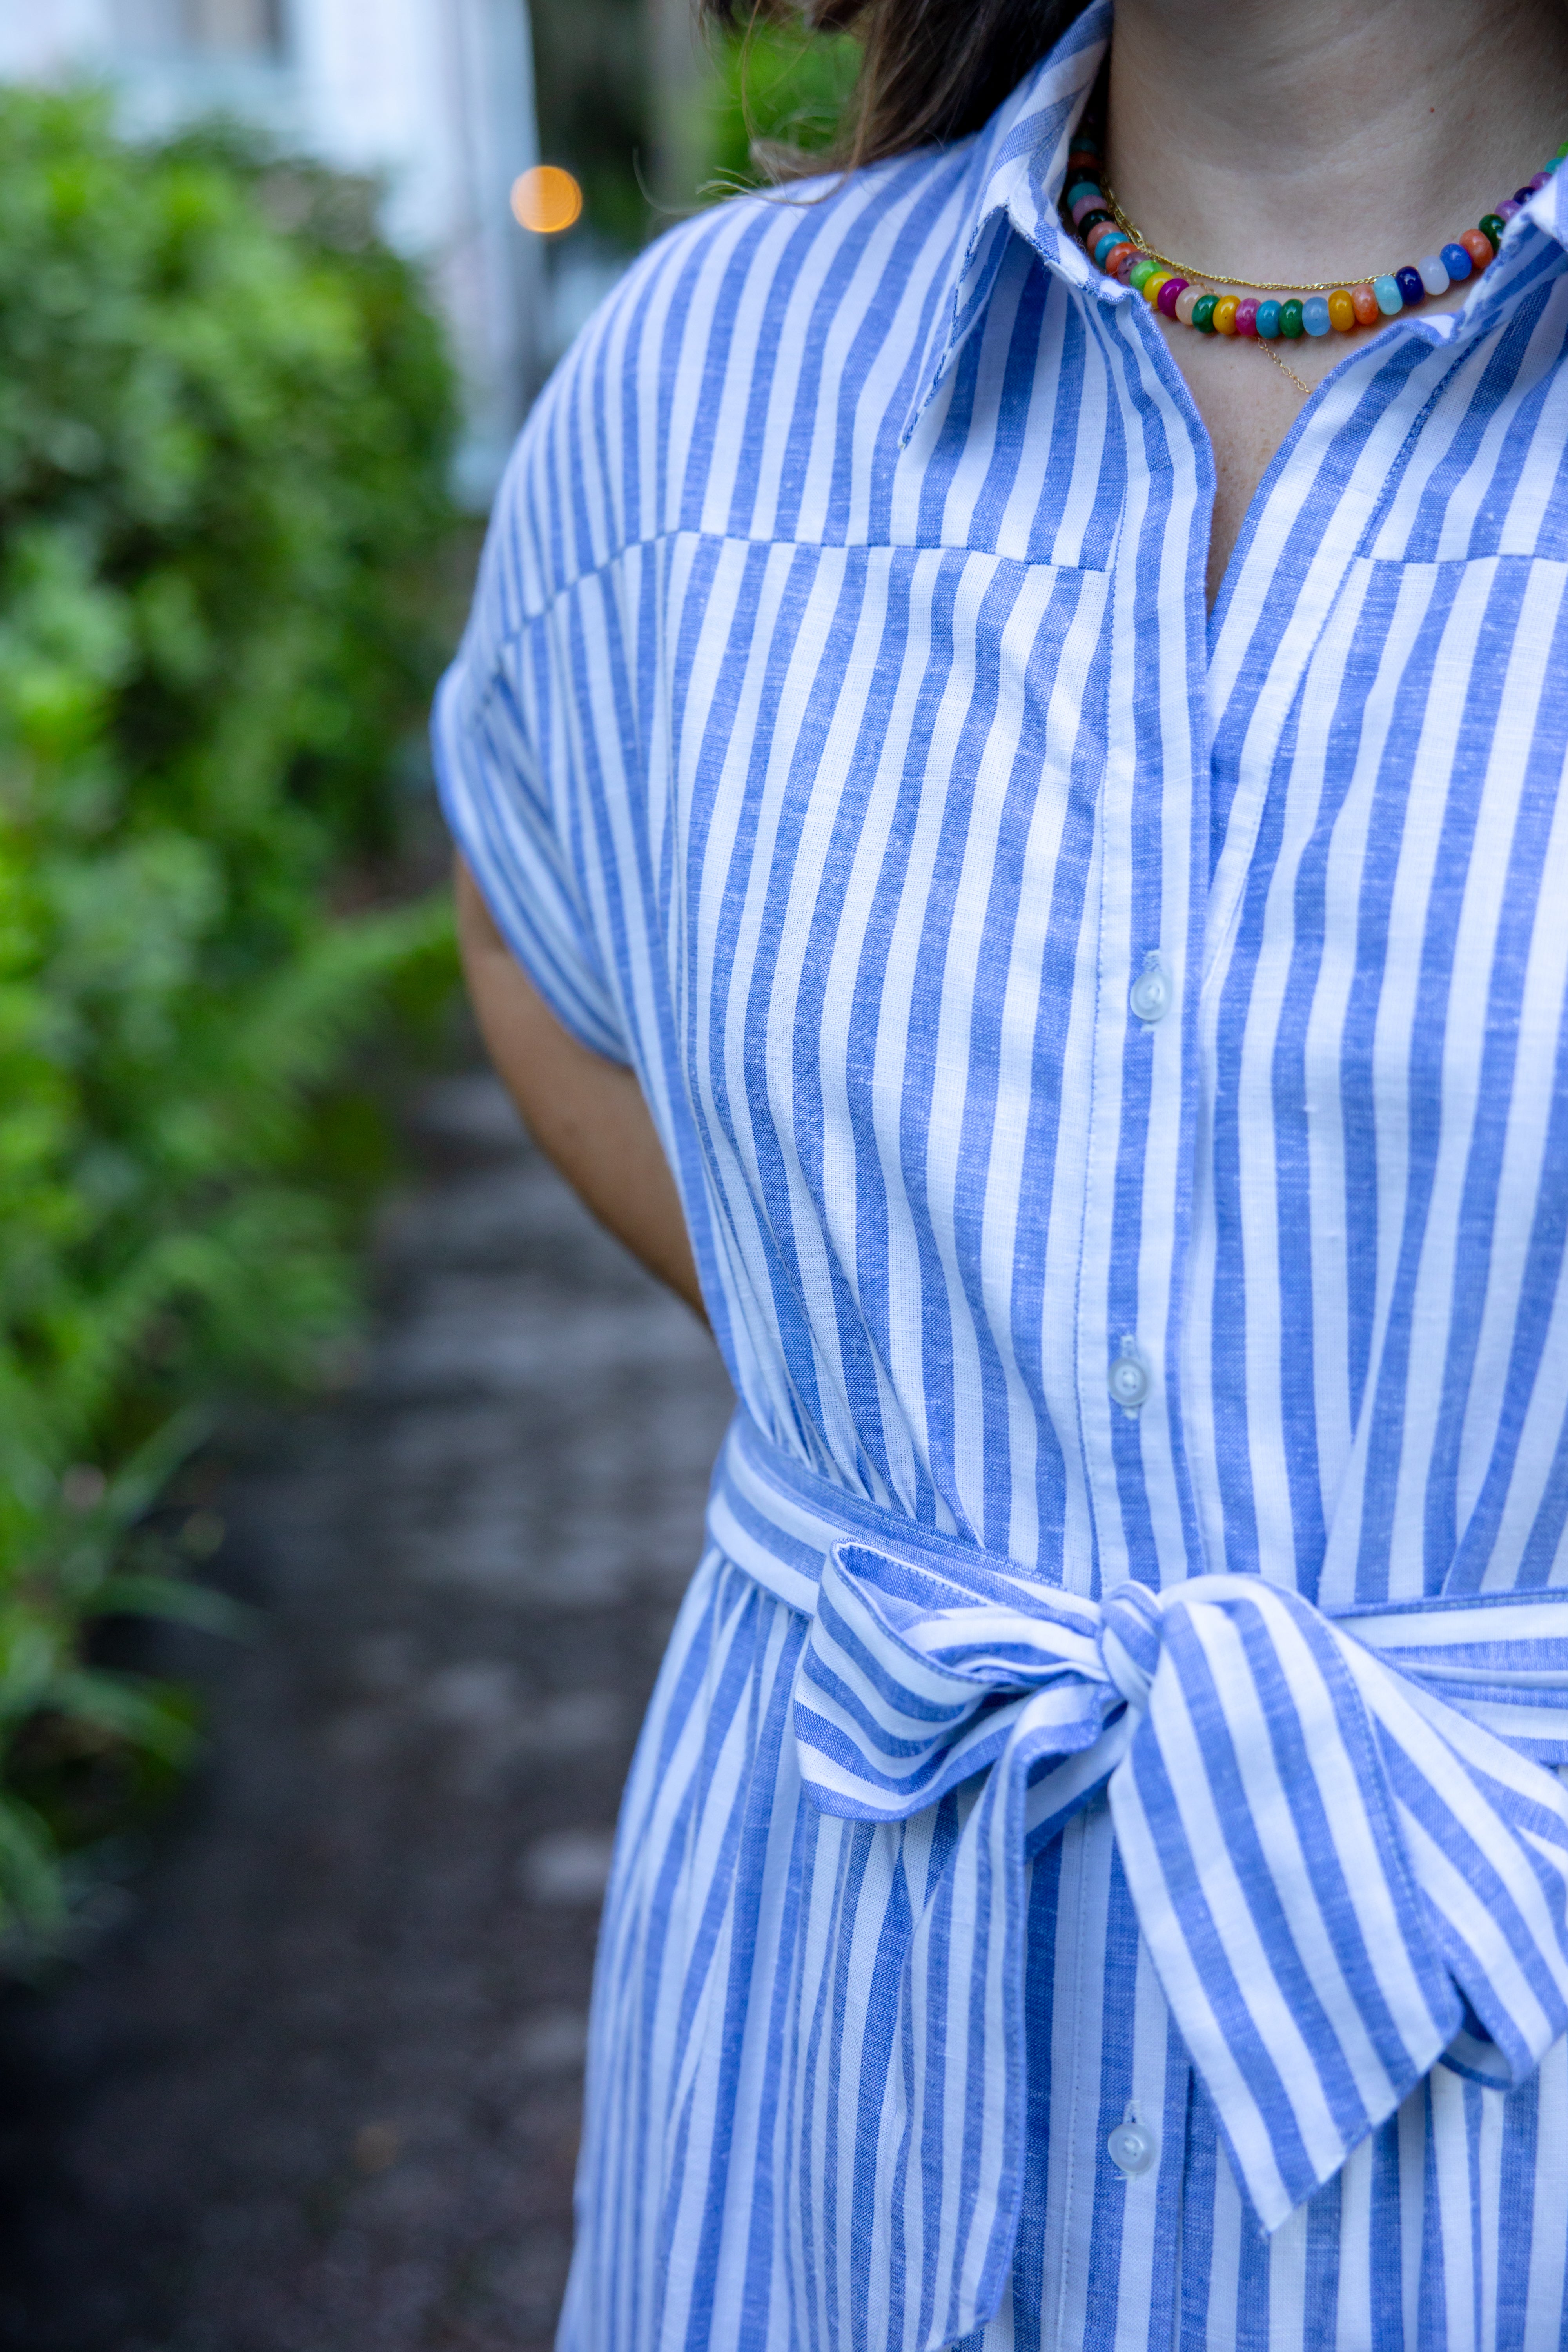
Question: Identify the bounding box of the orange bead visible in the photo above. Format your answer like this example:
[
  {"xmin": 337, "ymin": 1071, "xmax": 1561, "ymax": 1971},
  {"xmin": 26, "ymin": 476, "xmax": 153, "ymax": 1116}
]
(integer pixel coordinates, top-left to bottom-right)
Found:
[
  {"xmin": 1212, "ymin": 295, "xmax": 1239, "ymax": 335},
  {"xmin": 1350, "ymin": 283, "xmax": 1381, "ymax": 327},
  {"xmin": 1328, "ymin": 289, "xmax": 1356, "ymax": 332},
  {"xmin": 1459, "ymin": 227, "xmax": 1494, "ymax": 270}
]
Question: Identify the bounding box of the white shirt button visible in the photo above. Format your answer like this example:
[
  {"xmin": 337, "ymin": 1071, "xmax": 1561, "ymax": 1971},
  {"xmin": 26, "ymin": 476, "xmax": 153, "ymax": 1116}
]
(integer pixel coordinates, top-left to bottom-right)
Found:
[
  {"xmin": 1129, "ymin": 953, "xmax": 1172, "ymax": 1026},
  {"xmin": 1107, "ymin": 2110, "xmax": 1157, "ymax": 2177},
  {"xmin": 1108, "ymin": 1338, "xmax": 1150, "ymax": 1414}
]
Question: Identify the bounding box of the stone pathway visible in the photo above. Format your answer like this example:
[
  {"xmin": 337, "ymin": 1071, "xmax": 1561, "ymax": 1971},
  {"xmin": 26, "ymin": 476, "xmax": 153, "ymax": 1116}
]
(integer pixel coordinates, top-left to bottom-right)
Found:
[{"xmin": 0, "ymin": 1073, "xmax": 735, "ymax": 2352}]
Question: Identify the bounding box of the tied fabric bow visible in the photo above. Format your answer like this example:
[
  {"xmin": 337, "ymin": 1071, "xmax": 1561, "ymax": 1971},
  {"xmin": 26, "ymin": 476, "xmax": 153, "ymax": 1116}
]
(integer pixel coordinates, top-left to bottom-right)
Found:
[{"xmin": 793, "ymin": 1542, "xmax": 1568, "ymax": 2351}]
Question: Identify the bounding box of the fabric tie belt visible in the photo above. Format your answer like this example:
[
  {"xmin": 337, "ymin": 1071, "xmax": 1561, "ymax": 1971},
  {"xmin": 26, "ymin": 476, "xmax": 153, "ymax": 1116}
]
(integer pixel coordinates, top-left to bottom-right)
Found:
[{"xmin": 708, "ymin": 1412, "xmax": 1568, "ymax": 2347}]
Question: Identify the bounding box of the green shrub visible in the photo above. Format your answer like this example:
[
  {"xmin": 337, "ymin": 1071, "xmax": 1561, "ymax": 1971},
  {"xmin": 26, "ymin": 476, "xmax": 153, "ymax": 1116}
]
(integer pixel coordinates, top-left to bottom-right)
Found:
[{"xmin": 0, "ymin": 88, "xmax": 460, "ymax": 1936}]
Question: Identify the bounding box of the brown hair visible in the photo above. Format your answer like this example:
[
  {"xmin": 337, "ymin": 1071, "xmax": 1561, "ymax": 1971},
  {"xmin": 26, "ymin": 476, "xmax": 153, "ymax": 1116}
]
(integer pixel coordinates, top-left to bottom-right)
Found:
[{"xmin": 699, "ymin": 0, "xmax": 1085, "ymax": 173}]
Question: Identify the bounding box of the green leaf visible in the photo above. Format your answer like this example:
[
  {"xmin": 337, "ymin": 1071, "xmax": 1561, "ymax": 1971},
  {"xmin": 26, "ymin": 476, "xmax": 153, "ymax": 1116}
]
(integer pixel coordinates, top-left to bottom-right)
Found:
[
  {"xmin": 45, "ymin": 1669, "xmax": 201, "ymax": 1767},
  {"xmin": 0, "ymin": 1793, "xmax": 64, "ymax": 1929},
  {"xmin": 87, "ymin": 1573, "xmax": 254, "ymax": 1639}
]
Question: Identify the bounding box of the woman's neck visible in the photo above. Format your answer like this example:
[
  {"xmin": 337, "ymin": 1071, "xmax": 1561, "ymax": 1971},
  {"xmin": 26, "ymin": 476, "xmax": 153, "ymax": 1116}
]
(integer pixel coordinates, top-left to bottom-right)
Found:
[{"xmin": 1105, "ymin": 0, "xmax": 1568, "ymax": 293}]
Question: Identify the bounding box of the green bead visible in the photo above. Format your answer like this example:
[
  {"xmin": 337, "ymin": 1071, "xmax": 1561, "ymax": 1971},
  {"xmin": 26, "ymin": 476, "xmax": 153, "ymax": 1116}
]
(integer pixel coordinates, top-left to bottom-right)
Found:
[
  {"xmin": 1191, "ymin": 294, "xmax": 1218, "ymax": 332},
  {"xmin": 1281, "ymin": 298, "xmax": 1304, "ymax": 338},
  {"xmin": 1479, "ymin": 215, "xmax": 1506, "ymax": 251},
  {"xmin": 1127, "ymin": 257, "xmax": 1158, "ymax": 292}
]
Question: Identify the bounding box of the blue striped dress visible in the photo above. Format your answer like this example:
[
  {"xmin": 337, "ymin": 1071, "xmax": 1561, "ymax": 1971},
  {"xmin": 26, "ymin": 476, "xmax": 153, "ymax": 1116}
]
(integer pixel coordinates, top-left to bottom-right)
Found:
[{"xmin": 434, "ymin": 7, "xmax": 1568, "ymax": 2343}]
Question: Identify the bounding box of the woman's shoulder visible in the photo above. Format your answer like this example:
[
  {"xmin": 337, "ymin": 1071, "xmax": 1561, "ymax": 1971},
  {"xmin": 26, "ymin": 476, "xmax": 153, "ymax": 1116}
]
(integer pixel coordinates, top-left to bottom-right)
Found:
[
  {"xmin": 495, "ymin": 149, "xmax": 963, "ymax": 606},
  {"xmin": 580, "ymin": 146, "xmax": 946, "ymax": 368}
]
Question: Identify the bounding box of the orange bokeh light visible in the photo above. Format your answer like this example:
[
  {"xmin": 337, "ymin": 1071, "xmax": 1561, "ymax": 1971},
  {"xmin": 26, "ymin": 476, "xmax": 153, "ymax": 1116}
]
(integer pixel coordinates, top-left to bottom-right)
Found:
[{"xmin": 510, "ymin": 165, "xmax": 583, "ymax": 235}]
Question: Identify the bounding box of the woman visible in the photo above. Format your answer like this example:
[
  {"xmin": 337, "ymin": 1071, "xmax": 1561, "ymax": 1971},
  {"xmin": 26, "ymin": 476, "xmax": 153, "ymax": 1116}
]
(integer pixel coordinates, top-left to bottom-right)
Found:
[{"xmin": 436, "ymin": 0, "xmax": 1568, "ymax": 2343}]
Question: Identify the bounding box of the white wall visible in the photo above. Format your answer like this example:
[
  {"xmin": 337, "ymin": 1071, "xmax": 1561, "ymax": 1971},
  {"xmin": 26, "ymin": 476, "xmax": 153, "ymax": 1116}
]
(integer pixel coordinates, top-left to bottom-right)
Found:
[{"xmin": 0, "ymin": 0, "xmax": 541, "ymax": 501}]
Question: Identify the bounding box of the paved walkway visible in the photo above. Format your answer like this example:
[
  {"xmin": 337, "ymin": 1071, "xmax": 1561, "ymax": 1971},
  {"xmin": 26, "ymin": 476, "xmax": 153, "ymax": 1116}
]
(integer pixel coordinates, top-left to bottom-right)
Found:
[{"xmin": 0, "ymin": 1074, "xmax": 735, "ymax": 2352}]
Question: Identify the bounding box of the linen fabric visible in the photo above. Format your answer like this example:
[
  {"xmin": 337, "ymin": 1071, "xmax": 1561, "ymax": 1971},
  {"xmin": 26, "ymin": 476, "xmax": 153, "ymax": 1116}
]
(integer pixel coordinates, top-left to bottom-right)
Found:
[{"xmin": 433, "ymin": 4, "xmax": 1568, "ymax": 2342}]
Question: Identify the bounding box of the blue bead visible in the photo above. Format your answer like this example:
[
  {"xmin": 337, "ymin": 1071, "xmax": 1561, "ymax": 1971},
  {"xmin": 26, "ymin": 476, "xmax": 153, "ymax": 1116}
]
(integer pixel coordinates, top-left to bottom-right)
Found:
[
  {"xmin": 1255, "ymin": 298, "xmax": 1282, "ymax": 338},
  {"xmin": 1090, "ymin": 226, "xmax": 1123, "ymax": 263},
  {"xmin": 1302, "ymin": 295, "xmax": 1332, "ymax": 335},
  {"xmin": 1514, "ymin": 187, "xmax": 1535, "ymax": 207},
  {"xmin": 1440, "ymin": 241, "xmax": 1473, "ymax": 281},
  {"xmin": 1066, "ymin": 181, "xmax": 1102, "ymax": 209},
  {"xmin": 1394, "ymin": 265, "xmax": 1426, "ymax": 307},
  {"xmin": 1372, "ymin": 274, "xmax": 1403, "ymax": 315}
]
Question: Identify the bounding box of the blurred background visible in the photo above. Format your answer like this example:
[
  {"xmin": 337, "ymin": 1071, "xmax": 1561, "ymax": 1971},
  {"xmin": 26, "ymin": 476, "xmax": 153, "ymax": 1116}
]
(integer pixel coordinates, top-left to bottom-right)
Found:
[{"xmin": 0, "ymin": 2, "xmax": 858, "ymax": 2347}]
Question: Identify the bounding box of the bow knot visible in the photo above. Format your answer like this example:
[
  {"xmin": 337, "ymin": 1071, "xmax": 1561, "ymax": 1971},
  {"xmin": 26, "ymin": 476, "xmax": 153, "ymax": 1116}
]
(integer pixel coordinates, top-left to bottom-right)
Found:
[
  {"xmin": 790, "ymin": 1541, "xmax": 1568, "ymax": 2352},
  {"xmin": 1096, "ymin": 1578, "xmax": 1162, "ymax": 1709}
]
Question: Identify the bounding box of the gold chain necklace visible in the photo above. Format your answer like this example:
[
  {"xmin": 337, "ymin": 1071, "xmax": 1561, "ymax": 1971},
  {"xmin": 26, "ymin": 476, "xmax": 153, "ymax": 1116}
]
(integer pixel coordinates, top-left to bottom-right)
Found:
[
  {"xmin": 1256, "ymin": 339, "xmax": 1314, "ymax": 396},
  {"xmin": 1102, "ymin": 186, "xmax": 1388, "ymax": 295},
  {"xmin": 1105, "ymin": 186, "xmax": 1342, "ymax": 393}
]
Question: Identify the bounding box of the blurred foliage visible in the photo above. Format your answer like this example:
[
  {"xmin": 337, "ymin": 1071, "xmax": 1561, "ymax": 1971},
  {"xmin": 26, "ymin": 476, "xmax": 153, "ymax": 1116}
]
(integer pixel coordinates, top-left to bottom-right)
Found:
[
  {"xmin": 527, "ymin": 0, "xmax": 859, "ymax": 252},
  {"xmin": 530, "ymin": 0, "xmax": 648, "ymax": 248},
  {"xmin": 0, "ymin": 86, "xmax": 460, "ymax": 1944},
  {"xmin": 703, "ymin": 18, "xmax": 862, "ymax": 191}
]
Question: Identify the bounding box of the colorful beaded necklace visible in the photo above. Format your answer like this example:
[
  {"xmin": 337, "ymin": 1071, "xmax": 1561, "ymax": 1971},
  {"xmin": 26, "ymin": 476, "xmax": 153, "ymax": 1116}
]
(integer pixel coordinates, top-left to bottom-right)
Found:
[{"xmin": 1064, "ymin": 117, "xmax": 1568, "ymax": 389}]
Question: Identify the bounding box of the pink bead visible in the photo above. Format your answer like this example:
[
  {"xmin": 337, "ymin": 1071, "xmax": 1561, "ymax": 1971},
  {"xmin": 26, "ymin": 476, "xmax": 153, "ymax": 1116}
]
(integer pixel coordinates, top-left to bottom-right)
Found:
[
  {"xmin": 1174, "ymin": 287, "xmax": 1201, "ymax": 326},
  {"xmin": 1070, "ymin": 190, "xmax": 1106, "ymax": 224},
  {"xmin": 1155, "ymin": 276, "xmax": 1187, "ymax": 318},
  {"xmin": 1499, "ymin": 198, "xmax": 1521, "ymax": 220},
  {"xmin": 1112, "ymin": 248, "xmax": 1142, "ymax": 282},
  {"xmin": 1234, "ymin": 298, "xmax": 1259, "ymax": 337}
]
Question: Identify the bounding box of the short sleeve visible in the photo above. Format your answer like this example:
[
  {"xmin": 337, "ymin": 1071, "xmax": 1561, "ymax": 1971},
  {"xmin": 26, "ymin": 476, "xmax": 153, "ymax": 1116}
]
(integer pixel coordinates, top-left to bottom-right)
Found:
[{"xmin": 431, "ymin": 468, "xmax": 631, "ymax": 1066}]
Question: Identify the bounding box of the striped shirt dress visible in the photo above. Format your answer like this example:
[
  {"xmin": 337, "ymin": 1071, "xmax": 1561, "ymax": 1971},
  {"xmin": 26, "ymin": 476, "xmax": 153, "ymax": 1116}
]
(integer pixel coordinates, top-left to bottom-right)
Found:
[{"xmin": 433, "ymin": 6, "xmax": 1568, "ymax": 2344}]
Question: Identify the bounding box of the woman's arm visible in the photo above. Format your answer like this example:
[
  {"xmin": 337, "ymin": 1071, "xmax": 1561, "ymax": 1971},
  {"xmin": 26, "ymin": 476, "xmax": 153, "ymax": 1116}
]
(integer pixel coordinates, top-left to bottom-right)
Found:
[{"xmin": 454, "ymin": 855, "xmax": 705, "ymax": 1320}]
